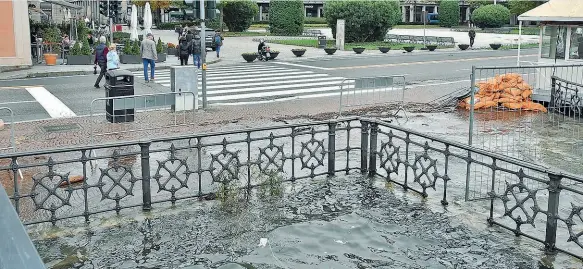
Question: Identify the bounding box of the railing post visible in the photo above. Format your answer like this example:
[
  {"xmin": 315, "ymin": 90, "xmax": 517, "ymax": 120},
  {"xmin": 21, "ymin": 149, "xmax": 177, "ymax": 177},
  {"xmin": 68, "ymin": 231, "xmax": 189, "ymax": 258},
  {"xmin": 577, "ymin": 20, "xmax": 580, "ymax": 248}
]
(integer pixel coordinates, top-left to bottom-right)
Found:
[
  {"xmin": 544, "ymin": 172, "xmax": 562, "ymax": 254},
  {"xmin": 360, "ymin": 120, "xmax": 369, "ymax": 174},
  {"xmin": 368, "ymin": 122, "xmax": 378, "ymax": 177},
  {"xmin": 550, "ymin": 76, "xmax": 557, "ymax": 113},
  {"xmin": 140, "ymin": 142, "xmax": 152, "ymax": 211},
  {"xmin": 327, "ymin": 122, "xmax": 336, "ymax": 177}
]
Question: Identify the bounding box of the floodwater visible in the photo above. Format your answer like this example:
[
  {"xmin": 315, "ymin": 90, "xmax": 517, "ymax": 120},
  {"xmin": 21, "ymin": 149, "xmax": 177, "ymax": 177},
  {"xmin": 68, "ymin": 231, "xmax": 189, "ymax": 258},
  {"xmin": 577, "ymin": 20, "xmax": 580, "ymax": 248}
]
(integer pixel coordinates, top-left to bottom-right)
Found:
[{"xmin": 8, "ymin": 109, "xmax": 583, "ymax": 268}]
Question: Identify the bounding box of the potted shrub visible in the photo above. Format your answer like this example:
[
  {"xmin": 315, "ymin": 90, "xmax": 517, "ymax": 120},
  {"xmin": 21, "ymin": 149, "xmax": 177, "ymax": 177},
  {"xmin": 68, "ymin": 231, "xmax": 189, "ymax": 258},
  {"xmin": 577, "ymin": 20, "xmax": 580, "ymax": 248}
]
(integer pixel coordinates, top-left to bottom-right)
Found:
[
  {"xmin": 242, "ymin": 52, "xmax": 258, "ymax": 63},
  {"xmin": 156, "ymin": 38, "xmax": 167, "ymax": 63},
  {"xmin": 403, "ymin": 46, "xmax": 415, "ymax": 52},
  {"xmin": 490, "ymin": 43, "xmax": 502, "ymax": 50},
  {"xmin": 426, "ymin": 45, "xmax": 437, "ymax": 51},
  {"xmin": 292, "ymin": 48, "xmax": 306, "ymax": 57},
  {"xmin": 378, "ymin": 46, "xmax": 390, "ymax": 53},
  {"xmin": 270, "ymin": 50, "xmax": 280, "ymax": 60},
  {"xmin": 167, "ymin": 43, "xmax": 177, "ymax": 56},
  {"xmin": 43, "ymin": 26, "xmax": 61, "ymax": 65},
  {"xmin": 458, "ymin": 44, "xmax": 470, "ymax": 50},
  {"xmin": 120, "ymin": 40, "xmax": 142, "ymax": 64},
  {"xmin": 67, "ymin": 38, "xmax": 92, "ymax": 65},
  {"xmin": 324, "ymin": 47, "xmax": 337, "ymax": 55},
  {"xmin": 352, "ymin": 47, "xmax": 366, "ymax": 54}
]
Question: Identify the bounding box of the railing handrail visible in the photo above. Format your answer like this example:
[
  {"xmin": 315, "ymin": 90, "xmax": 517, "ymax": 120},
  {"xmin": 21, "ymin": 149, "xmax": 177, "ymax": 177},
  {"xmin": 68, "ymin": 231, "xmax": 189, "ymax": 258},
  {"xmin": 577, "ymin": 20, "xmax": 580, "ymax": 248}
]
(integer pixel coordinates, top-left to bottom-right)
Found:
[
  {"xmin": 475, "ymin": 63, "xmax": 583, "ymax": 70},
  {"xmin": 552, "ymin": 75, "xmax": 583, "ymax": 88},
  {"xmin": 366, "ymin": 118, "xmax": 583, "ymax": 183},
  {"xmin": 0, "ymin": 116, "xmax": 360, "ymax": 159}
]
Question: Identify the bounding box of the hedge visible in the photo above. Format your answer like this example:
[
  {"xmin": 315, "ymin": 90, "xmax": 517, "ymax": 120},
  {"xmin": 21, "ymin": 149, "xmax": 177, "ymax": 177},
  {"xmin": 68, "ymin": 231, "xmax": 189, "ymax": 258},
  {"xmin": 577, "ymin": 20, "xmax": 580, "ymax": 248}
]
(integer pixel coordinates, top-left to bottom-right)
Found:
[
  {"xmin": 439, "ymin": 0, "xmax": 460, "ymax": 27},
  {"xmin": 223, "ymin": 0, "xmax": 258, "ymax": 32},
  {"xmin": 268, "ymin": 0, "xmax": 304, "ymax": 36},
  {"xmin": 472, "ymin": 4, "xmax": 511, "ymax": 28},
  {"xmin": 156, "ymin": 19, "xmax": 224, "ymax": 31},
  {"xmin": 324, "ymin": 0, "xmax": 401, "ymax": 43}
]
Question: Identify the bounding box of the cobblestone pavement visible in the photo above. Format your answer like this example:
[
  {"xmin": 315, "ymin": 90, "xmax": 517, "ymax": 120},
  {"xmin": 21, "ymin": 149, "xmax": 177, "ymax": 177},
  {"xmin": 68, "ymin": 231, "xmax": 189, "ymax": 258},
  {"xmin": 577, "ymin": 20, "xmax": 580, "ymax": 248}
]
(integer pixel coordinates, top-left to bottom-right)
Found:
[{"xmin": 0, "ymin": 80, "xmax": 464, "ymax": 153}]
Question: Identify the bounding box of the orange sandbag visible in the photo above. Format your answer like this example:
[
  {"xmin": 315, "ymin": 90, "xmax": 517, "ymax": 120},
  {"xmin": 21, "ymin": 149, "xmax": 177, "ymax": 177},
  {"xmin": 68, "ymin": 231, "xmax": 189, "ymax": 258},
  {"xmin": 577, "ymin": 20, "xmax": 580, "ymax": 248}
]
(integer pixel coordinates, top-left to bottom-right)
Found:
[
  {"xmin": 521, "ymin": 89, "xmax": 533, "ymax": 99},
  {"xmin": 499, "ymin": 98, "xmax": 519, "ymax": 103},
  {"xmin": 474, "ymin": 101, "xmax": 487, "ymax": 109},
  {"xmin": 521, "ymin": 101, "xmax": 548, "ymax": 112},
  {"xmin": 509, "ymin": 88, "xmax": 523, "ymax": 97},
  {"xmin": 481, "ymin": 100, "xmax": 498, "ymax": 109},
  {"xmin": 503, "ymin": 102, "xmax": 523, "ymax": 110},
  {"xmin": 517, "ymin": 82, "xmax": 532, "ymax": 91},
  {"xmin": 500, "ymin": 93, "xmax": 522, "ymax": 101}
]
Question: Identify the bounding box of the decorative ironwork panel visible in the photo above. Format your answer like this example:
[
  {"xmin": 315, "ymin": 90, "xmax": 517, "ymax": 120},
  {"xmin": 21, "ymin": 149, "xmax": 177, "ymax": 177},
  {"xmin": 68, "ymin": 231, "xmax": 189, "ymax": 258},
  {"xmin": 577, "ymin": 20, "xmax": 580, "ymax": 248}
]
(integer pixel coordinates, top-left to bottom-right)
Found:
[
  {"xmin": 256, "ymin": 132, "xmax": 286, "ymax": 174},
  {"xmin": 30, "ymin": 157, "xmax": 73, "ymax": 223},
  {"xmin": 153, "ymin": 144, "xmax": 193, "ymax": 201},
  {"xmin": 209, "ymin": 138, "xmax": 241, "ymax": 184},
  {"xmin": 98, "ymin": 150, "xmax": 139, "ymax": 212}
]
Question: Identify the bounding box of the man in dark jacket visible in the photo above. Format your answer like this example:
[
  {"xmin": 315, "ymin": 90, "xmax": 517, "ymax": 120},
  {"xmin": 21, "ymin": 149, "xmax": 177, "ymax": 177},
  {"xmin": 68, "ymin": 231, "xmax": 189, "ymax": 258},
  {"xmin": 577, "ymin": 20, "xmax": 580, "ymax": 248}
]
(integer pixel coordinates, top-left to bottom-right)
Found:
[
  {"xmin": 192, "ymin": 35, "xmax": 202, "ymax": 69},
  {"xmin": 468, "ymin": 29, "xmax": 476, "ymax": 48},
  {"xmin": 178, "ymin": 37, "xmax": 192, "ymax": 65},
  {"xmin": 94, "ymin": 36, "xmax": 109, "ymax": 88}
]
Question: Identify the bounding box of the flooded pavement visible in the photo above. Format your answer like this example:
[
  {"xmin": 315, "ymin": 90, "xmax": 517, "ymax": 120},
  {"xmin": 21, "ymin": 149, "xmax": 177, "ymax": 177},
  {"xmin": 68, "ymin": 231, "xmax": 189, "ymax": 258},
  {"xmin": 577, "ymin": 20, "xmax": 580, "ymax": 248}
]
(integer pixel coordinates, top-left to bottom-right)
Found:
[{"xmin": 31, "ymin": 175, "xmax": 538, "ymax": 269}]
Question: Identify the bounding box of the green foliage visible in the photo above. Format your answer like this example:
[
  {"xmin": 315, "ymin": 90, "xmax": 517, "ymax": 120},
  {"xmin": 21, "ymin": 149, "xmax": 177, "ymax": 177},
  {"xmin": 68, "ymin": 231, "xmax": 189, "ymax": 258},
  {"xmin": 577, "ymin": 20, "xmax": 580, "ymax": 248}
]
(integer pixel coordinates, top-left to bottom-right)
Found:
[
  {"xmin": 76, "ymin": 20, "xmax": 89, "ymax": 39},
  {"xmin": 439, "ymin": 0, "xmax": 460, "ymax": 27},
  {"xmin": 223, "ymin": 0, "xmax": 258, "ymax": 32},
  {"xmin": 269, "ymin": 0, "xmax": 304, "ymax": 36},
  {"xmin": 467, "ymin": 0, "xmax": 494, "ymax": 8},
  {"xmin": 80, "ymin": 38, "xmax": 91, "ymax": 55},
  {"xmin": 324, "ymin": 0, "xmax": 401, "ymax": 43},
  {"xmin": 258, "ymin": 170, "xmax": 284, "ymax": 200},
  {"xmin": 156, "ymin": 37, "xmax": 164, "ymax": 53},
  {"xmin": 304, "ymin": 17, "xmax": 326, "ymax": 24},
  {"xmin": 123, "ymin": 40, "xmax": 132, "ymax": 55},
  {"xmin": 70, "ymin": 41, "xmax": 82, "ymax": 55},
  {"xmin": 43, "ymin": 26, "xmax": 62, "ymax": 54},
  {"xmin": 508, "ymin": 0, "xmax": 542, "ymax": 15},
  {"xmin": 472, "ymin": 4, "xmax": 511, "ymax": 28},
  {"xmin": 206, "ymin": 18, "xmax": 226, "ymax": 30},
  {"xmin": 130, "ymin": 41, "xmax": 141, "ymax": 55},
  {"xmin": 112, "ymin": 32, "xmax": 130, "ymax": 40}
]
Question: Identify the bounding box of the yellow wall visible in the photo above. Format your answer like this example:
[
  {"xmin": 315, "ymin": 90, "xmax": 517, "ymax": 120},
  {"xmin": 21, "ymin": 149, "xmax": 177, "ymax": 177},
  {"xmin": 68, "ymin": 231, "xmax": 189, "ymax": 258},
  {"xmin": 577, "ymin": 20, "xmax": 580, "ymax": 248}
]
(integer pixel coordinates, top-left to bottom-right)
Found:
[{"xmin": 0, "ymin": 0, "xmax": 31, "ymax": 67}]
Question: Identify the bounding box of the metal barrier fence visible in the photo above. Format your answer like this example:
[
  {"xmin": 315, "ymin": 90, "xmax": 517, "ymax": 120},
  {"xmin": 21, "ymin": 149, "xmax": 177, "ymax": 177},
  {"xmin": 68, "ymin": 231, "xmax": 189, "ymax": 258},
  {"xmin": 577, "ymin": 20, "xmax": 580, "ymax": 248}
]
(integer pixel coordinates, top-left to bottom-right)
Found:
[
  {"xmin": 2, "ymin": 117, "xmax": 583, "ymax": 262},
  {"xmin": 89, "ymin": 91, "xmax": 197, "ymax": 146},
  {"xmin": 467, "ymin": 65, "xmax": 583, "ymax": 200},
  {"xmin": 0, "ymin": 107, "xmax": 15, "ymax": 153},
  {"xmin": 339, "ymin": 76, "xmax": 407, "ymax": 120}
]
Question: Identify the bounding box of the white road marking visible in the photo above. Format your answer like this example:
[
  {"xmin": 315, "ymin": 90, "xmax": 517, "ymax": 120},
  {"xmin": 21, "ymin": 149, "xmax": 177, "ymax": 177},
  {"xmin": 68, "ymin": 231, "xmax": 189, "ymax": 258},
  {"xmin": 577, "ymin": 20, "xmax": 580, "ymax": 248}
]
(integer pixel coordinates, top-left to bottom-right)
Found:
[
  {"xmin": 271, "ymin": 61, "xmax": 332, "ymax": 70},
  {"xmin": 0, "ymin": 100, "xmax": 37, "ymax": 105},
  {"xmin": 25, "ymin": 87, "xmax": 76, "ymax": 118}
]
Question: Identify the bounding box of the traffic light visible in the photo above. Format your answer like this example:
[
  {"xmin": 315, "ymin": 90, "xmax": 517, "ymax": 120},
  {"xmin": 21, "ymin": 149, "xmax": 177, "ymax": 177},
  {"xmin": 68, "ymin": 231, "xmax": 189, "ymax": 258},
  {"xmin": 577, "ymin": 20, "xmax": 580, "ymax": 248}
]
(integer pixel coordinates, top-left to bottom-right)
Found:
[
  {"xmin": 184, "ymin": 0, "xmax": 217, "ymax": 19},
  {"xmin": 109, "ymin": 0, "xmax": 121, "ymax": 21},
  {"xmin": 99, "ymin": 0, "xmax": 107, "ymax": 16}
]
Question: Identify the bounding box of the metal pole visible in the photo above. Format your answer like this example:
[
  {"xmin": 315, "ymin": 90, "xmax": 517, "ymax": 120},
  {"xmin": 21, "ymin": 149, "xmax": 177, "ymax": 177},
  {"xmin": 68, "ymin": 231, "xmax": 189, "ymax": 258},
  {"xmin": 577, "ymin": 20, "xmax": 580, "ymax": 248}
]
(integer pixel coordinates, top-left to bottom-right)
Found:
[
  {"xmin": 107, "ymin": 0, "xmax": 113, "ymax": 42},
  {"xmin": 368, "ymin": 122, "xmax": 378, "ymax": 177},
  {"xmin": 200, "ymin": 0, "xmax": 208, "ymax": 109},
  {"xmin": 423, "ymin": 10, "xmax": 426, "ymax": 46},
  {"xmin": 327, "ymin": 122, "xmax": 336, "ymax": 177},
  {"xmin": 517, "ymin": 20, "xmax": 523, "ymax": 66},
  {"xmin": 544, "ymin": 172, "xmax": 562, "ymax": 254},
  {"xmin": 140, "ymin": 142, "xmax": 152, "ymax": 211}
]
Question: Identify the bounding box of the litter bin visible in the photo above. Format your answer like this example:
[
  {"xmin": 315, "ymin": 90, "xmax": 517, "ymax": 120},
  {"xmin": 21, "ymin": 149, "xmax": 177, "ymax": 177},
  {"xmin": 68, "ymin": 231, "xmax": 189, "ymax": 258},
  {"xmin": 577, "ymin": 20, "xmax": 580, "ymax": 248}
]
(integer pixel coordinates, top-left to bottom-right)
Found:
[
  {"xmin": 105, "ymin": 69, "xmax": 135, "ymax": 123},
  {"xmin": 318, "ymin": 35, "xmax": 326, "ymax": 49}
]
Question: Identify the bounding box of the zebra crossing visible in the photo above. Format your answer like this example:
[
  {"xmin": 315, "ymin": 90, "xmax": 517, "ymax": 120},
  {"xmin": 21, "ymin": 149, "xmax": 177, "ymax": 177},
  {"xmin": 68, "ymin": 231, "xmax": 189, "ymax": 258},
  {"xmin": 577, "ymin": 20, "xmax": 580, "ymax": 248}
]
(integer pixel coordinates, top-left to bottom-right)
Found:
[{"xmin": 131, "ymin": 64, "xmax": 348, "ymax": 105}]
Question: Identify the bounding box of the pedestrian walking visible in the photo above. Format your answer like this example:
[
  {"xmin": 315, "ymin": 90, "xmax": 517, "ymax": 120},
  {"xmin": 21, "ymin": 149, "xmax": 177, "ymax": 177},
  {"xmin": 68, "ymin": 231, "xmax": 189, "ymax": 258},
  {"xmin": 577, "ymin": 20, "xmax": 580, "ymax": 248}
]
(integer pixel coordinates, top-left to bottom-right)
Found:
[
  {"xmin": 468, "ymin": 29, "xmax": 476, "ymax": 48},
  {"xmin": 213, "ymin": 30, "xmax": 223, "ymax": 58},
  {"xmin": 93, "ymin": 36, "xmax": 109, "ymax": 88},
  {"xmin": 192, "ymin": 34, "xmax": 202, "ymax": 69},
  {"xmin": 107, "ymin": 44, "xmax": 120, "ymax": 70},
  {"xmin": 141, "ymin": 33, "xmax": 158, "ymax": 82},
  {"xmin": 178, "ymin": 36, "xmax": 192, "ymax": 66}
]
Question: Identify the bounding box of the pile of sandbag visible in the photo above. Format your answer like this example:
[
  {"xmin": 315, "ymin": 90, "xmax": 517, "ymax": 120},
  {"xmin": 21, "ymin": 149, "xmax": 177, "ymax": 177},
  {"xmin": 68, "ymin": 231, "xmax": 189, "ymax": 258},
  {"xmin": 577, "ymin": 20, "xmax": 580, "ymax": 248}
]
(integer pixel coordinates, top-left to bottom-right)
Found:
[{"xmin": 459, "ymin": 73, "xmax": 547, "ymax": 112}]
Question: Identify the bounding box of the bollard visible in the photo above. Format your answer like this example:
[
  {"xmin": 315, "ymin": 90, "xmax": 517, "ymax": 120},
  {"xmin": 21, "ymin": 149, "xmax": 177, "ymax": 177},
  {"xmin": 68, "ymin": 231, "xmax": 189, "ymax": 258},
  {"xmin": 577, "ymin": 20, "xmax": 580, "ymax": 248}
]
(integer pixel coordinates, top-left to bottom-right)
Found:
[
  {"xmin": 368, "ymin": 122, "xmax": 378, "ymax": 177},
  {"xmin": 327, "ymin": 122, "xmax": 336, "ymax": 177},
  {"xmin": 360, "ymin": 120, "xmax": 369, "ymax": 174},
  {"xmin": 544, "ymin": 172, "xmax": 562, "ymax": 254},
  {"xmin": 140, "ymin": 142, "xmax": 152, "ymax": 211}
]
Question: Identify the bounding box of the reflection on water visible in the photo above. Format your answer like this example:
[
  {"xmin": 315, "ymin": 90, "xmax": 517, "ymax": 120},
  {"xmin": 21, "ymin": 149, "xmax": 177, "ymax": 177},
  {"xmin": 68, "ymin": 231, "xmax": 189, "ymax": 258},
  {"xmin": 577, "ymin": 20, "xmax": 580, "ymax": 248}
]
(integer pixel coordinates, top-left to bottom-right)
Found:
[{"xmin": 32, "ymin": 175, "xmax": 539, "ymax": 269}]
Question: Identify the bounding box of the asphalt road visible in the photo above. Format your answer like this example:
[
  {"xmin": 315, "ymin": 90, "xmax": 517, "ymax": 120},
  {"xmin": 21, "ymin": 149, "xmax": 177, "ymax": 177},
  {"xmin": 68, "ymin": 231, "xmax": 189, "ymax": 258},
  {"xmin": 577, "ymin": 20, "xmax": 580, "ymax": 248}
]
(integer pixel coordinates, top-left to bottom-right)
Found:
[{"xmin": 0, "ymin": 48, "xmax": 537, "ymax": 123}]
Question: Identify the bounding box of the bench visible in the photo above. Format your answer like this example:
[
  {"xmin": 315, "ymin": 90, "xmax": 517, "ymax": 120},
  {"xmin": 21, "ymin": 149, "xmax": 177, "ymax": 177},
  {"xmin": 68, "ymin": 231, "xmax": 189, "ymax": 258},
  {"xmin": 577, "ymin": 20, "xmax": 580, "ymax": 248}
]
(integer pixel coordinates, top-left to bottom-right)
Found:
[
  {"xmin": 383, "ymin": 33, "xmax": 455, "ymax": 47},
  {"xmin": 303, "ymin": 29, "xmax": 323, "ymax": 36}
]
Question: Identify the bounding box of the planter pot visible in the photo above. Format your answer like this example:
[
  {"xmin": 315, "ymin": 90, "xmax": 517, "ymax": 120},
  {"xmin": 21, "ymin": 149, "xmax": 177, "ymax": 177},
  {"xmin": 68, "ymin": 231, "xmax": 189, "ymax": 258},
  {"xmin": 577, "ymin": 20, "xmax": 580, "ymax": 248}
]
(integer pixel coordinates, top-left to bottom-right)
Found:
[
  {"xmin": 44, "ymin": 53, "xmax": 58, "ymax": 65},
  {"xmin": 242, "ymin": 54, "xmax": 257, "ymax": 63},
  {"xmin": 167, "ymin": 48, "xmax": 177, "ymax": 56},
  {"xmin": 292, "ymin": 49, "xmax": 306, "ymax": 57},
  {"xmin": 490, "ymin": 43, "xmax": 502, "ymax": 50},
  {"xmin": 324, "ymin": 48, "xmax": 337, "ymax": 55},
  {"xmin": 403, "ymin": 46, "xmax": 415, "ymax": 53},
  {"xmin": 156, "ymin": 53, "xmax": 167, "ymax": 63},
  {"xmin": 426, "ymin": 45, "xmax": 437, "ymax": 52},
  {"xmin": 66, "ymin": 55, "xmax": 92, "ymax": 65},
  {"xmin": 270, "ymin": 52, "xmax": 279, "ymax": 60},
  {"xmin": 352, "ymin": 47, "xmax": 365, "ymax": 54},
  {"xmin": 120, "ymin": 54, "xmax": 142, "ymax": 64},
  {"xmin": 458, "ymin": 44, "xmax": 470, "ymax": 50},
  {"xmin": 378, "ymin": 47, "xmax": 390, "ymax": 53}
]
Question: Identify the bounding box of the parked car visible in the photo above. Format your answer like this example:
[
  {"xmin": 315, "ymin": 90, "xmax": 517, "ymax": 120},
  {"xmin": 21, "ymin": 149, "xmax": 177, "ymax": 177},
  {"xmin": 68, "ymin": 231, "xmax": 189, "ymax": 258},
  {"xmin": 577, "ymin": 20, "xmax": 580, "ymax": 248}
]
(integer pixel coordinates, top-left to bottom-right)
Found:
[{"xmin": 195, "ymin": 27, "xmax": 218, "ymax": 51}]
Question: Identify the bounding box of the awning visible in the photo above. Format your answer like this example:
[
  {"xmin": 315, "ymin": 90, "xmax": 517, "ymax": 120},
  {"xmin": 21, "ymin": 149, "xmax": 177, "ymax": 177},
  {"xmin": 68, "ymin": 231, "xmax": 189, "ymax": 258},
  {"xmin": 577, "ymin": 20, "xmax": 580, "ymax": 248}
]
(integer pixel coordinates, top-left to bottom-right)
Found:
[
  {"xmin": 518, "ymin": 0, "xmax": 583, "ymax": 22},
  {"xmin": 42, "ymin": 0, "xmax": 82, "ymax": 10}
]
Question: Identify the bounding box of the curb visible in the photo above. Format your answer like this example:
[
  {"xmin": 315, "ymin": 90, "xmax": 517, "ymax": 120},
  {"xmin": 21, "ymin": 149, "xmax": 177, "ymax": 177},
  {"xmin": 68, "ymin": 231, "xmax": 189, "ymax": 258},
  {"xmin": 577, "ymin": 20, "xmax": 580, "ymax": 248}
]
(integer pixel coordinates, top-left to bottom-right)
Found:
[{"xmin": 0, "ymin": 59, "xmax": 221, "ymax": 80}]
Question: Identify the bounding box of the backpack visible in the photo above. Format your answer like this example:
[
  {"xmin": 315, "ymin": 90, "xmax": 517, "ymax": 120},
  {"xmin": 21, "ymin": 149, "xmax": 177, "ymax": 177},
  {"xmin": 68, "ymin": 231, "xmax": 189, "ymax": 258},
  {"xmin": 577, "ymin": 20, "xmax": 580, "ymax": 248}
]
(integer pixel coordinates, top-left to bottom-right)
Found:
[
  {"xmin": 95, "ymin": 44, "xmax": 107, "ymax": 63},
  {"xmin": 214, "ymin": 35, "xmax": 222, "ymax": 46}
]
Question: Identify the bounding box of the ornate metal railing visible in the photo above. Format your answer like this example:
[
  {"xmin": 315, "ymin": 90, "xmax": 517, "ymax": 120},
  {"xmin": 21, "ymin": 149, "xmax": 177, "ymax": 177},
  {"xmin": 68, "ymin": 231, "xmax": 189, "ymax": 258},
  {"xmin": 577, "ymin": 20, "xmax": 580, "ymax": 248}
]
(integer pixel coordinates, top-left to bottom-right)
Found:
[
  {"xmin": 1, "ymin": 117, "xmax": 583, "ymax": 262},
  {"xmin": 551, "ymin": 76, "xmax": 583, "ymax": 118}
]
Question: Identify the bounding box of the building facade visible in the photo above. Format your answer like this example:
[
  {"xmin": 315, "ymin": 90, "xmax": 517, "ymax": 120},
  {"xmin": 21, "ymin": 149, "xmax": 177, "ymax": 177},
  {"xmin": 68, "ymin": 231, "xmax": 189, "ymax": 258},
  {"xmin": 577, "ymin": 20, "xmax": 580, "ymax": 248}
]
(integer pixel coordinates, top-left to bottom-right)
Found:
[{"xmin": 0, "ymin": 0, "xmax": 32, "ymax": 68}]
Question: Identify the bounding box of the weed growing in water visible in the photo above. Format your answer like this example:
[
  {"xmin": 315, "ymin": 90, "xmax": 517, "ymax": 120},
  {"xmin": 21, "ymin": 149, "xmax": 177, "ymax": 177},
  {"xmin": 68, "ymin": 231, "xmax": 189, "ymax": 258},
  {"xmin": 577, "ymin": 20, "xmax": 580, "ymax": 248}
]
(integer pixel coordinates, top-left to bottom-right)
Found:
[{"xmin": 258, "ymin": 169, "xmax": 285, "ymax": 200}]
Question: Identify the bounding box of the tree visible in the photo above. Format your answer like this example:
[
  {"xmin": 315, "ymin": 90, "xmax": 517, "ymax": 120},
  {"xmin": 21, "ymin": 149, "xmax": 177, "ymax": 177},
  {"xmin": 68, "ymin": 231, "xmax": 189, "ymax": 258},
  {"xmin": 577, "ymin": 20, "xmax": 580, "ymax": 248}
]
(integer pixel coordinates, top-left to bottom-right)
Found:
[
  {"xmin": 131, "ymin": 0, "xmax": 170, "ymax": 10},
  {"xmin": 268, "ymin": 0, "xmax": 304, "ymax": 36},
  {"xmin": 439, "ymin": 0, "xmax": 460, "ymax": 27},
  {"xmin": 467, "ymin": 0, "xmax": 494, "ymax": 8},
  {"xmin": 508, "ymin": 0, "xmax": 542, "ymax": 16},
  {"xmin": 222, "ymin": 0, "xmax": 258, "ymax": 32},
  {"xmin": 324, "ymin": 0, "xmax": 401, "ymax": 43},
  {"xmin": 472, "ymin": 4, "xmax": 511, "ymax": 28}
]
